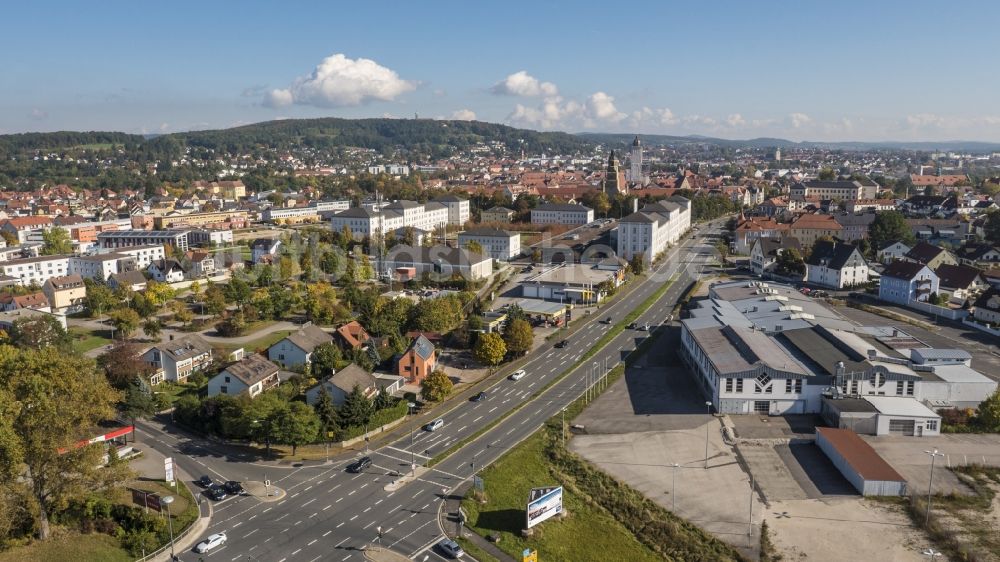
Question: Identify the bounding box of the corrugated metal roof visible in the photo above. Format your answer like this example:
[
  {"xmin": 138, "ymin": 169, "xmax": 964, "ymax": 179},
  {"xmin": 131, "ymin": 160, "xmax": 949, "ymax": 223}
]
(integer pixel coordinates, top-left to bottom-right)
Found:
[{"xmin": 816, "ymin": 427, "xmax": 906, "ymax": 482}]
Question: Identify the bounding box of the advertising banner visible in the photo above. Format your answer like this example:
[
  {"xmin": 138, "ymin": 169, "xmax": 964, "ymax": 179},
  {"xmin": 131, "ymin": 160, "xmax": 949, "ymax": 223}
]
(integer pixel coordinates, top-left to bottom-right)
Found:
[{"xmin": 526, "ymin": 485, "xmax": 563, "ymax": 529}]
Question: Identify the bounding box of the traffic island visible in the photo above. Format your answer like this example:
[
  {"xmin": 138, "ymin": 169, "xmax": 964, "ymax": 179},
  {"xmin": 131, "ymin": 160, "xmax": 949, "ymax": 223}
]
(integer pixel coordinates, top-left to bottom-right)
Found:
[
  {"xmin": 383, "ymin": 466, "xmax": 431, "ymax": 492},
  {"xmin": 361, "ymin": 545, "xmax": 413, "ymax": 562},
  {"xmin": 242, "ymin": 480, "xmax": 286, "ymax": 501}
]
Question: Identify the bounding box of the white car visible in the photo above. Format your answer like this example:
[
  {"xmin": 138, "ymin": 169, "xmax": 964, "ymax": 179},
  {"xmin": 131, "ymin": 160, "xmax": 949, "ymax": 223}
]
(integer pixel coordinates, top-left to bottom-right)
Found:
[
  {"xmin": 424, "ymin": 418, "xmax": 445, "ymax": 432},
  {"xmin": 194, "ymin": 532, "xmax": 227, "ymax": 553},
  {"xmin": 509, "ymin": 369, "xmax": 527, "ymax": 381}
]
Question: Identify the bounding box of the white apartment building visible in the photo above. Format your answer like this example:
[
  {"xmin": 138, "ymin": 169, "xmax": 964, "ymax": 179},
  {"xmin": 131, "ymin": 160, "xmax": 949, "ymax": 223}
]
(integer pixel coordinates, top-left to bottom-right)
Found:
[
  {"xmin": 105, "ymin": 245, "xmax": 166, "ymax": 270},
  {"xmin": 530, "ymin": 203, "xmax": 594, "ymax": 226},
  {"xmin": 0, "ymin": 255, "xmax": 71, "ymax": 287},
  {"xmin": 790, "ymin": 180, "xmax": 865, "ymax": 201},
  {"xmin": 616, "ymin": 197, "xmax": 691, "ymax": 263},
  {"xmin": 434, "ymin": 195, "xmax": 471, "ymax": 225},
  {"xmin": 457, "ymin": 228, "xmax": 521, "ymax": 261},
  {"xmin": 330, "ymin": 199, "xmax": 455, "ymax": 240},
  {"xmin": 68, "ymin": 253, "xmax": 133, "ymax": 281}
]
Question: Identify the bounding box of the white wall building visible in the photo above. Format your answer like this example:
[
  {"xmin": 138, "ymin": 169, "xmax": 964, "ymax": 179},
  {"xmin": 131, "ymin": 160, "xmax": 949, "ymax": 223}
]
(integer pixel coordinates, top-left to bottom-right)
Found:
[
  {"xmin": 531, "ymin": 203, "xmax": 595, "ymax": 226},
  {"xmin": 457, "ymin": 228, "xmax": 521, "ymax": 261},
  {"xmin": 616, "ymin": 197, "xmax": 691, "ymax": 263}
]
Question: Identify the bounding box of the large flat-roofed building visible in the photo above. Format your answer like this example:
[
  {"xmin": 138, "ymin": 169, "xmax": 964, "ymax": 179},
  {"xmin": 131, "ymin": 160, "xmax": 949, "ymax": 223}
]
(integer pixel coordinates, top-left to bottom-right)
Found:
[
  {"xmin": 330, "ymin": 198, "xmax": 459, "ymax": 239},
  {"xmin": 383, "ymin": 244, "xmax": 493, "ymax": 281},
  {"xmin": 153, "ymin": 210, "xmax": 247, "ymax": 230},
  {"xmin": 790, "ymin": 180, "xmax": 865, "ymax": 201},
  {"xmin": 815, "ymin": 427, "xmax": 907, "ymax": 496},
  {"xmin": 680, "ymin": 279, "xmax": 998, "ymax": 421},
  {"xmin": 520, "ymin": 262, "xmax": 625, "ymax": 304},
  {"xmin": 98, "ymin": 230, "xmax": 191, "ymax": 252},
  {"xmin": 457, "ymin": 228, "xmax": 521, "ymax": 261}
]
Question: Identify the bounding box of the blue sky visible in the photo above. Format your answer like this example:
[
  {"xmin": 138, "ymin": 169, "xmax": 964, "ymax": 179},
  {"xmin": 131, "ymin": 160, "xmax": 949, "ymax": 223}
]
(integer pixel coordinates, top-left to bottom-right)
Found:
[{"xmin": 3, "ymin": 0, "xmax": 1000, "ymax": 141}]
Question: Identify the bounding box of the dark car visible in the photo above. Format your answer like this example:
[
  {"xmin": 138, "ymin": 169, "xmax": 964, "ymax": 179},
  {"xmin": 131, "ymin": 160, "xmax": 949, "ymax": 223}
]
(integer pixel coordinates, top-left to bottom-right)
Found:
[
  {"xmin": 555, "ymin": 340, "xmax": 568, "ymax": 348},
  {"xmin": 601, "ymin": 317, "xmax": 612, "ymax": 324},
  {"xmin": 223, "ymin": 480, "xmax": 243, "ymax": 495},
  {"xmin": 627, "ymin": 322, "xmax": 638, "ymax": 329},
  {"xmin": 347, "ymin": 456, "xmax": 373, "ymax": 473},
  {"xmin": 470, "ymin": 391, "xmax": 488, "ymax": 402},
  {"xmin": 205, "ymin": 485, "xmax": 228, "ymax": 501},
  {"xmin": 196, "ymin": 475, "xmax": 214, "ymax": 488}
]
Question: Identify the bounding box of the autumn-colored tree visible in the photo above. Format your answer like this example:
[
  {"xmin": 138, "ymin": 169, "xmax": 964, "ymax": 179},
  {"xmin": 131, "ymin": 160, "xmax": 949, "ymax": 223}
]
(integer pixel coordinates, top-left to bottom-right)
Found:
[
  {"xmin": 502, "ymin": 318, "xmax": 534, "ymax": 357},
  {"xmin": 421, "ymin": 369, "xmax": 454, "ymax": 402},
  {"xmin": 474, "ymin": 332, "xmax": 506, "ymax": 369}
]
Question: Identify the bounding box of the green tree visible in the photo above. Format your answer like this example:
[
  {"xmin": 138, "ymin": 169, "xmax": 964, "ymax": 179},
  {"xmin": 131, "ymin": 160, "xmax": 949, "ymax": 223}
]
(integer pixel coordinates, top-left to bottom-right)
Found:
[
  {"xmin": 311, "ymin": 343, "xmax": 344, "ymax": 376},
  {"xmin": 818, "ymin": 167, "xmax": 836, "ymax": 180},
  {"xmin": 409, "ymin": 295, "xmax": 463, "ymax": 332},
  {"xmin": 83, "ymin": 281, "xmax": 118, "ymax": 317},
  {"xmin": 40, "ymin": 226, "xmax": 73, "ymax": 255},
  {"xmin": 225, "ymin": 277, "xmax": 253, "ymax": 310},
  {"xmin": 975, "ymin": 389, "xmax": 1000, "ymax": 432},
  {"xmin": 421, "ymin": 369, "xmax": 453, "ymax": 402},
  {"xmin": 775, "ymin": 248, "xmax": 805, "ymax": 275},
  {"xmin": 7, "ymin": 315, "xmax": 71, "ymax": 350},
  {"xmin": 314, "ymin": 386, "xmax": 341, "ymax": 441},
  {"xmin": 0, "ymin": 346, "xmax": 130, "ymax": 539},
  {"xmin": 0, "ymin": 231, "xmax": 17, "ymax": 247},
  {"xmin": 142, "ymin": 318, "xmax": 162, "ymax": 339},
  {"xmin": 340, "ymin": 384, "xmax": 373, "ymax": 428},
  {"xmin": 629, "ymin": 253, "xmax": 645, "ymax": 275},
  {"xmin": 272, "ymin": 401, "xmax": 320, "ymax": 455},
  {"xmin": 120, "ymin": 377, "xmax": 157, "ymax": 431},
  {"xmin": 108, "ymin": 308, "xmax": 141, "ymax": 340},
  {"xmin": 869, "ymin": 210, "xmax": 915, "ymax": 248},
  {"xmin": 204, "ymin": 284, "xmax": 227, "ymax": 316},
  {"xmin": 143, "ymin": 281, "xmax": 176, "ymax": 310},
  {"xmin": 373, "ymin": 386, "xmax": 394, "ymax": 410},
  {"xmin": 465, "ymin": 240, "xmax": 485, "ymax": 257},
  {"xmin": 304, "ymin": 282, "xmax": 347, "ymax": 325},
  {"xmin": 473, "ymin": 332, "xmax": 506, "ymax": 369},
  {"xmin": 502, "ymin": 318, "xmax": 533, "ymax": 357},
  {"xmin": 984, "ymin": 210, "xmax": 1000, "ymax": 245},
  {"xmin": 320, "ymin": 249, "xmax": 341, "ymax": 275},
  {"xmin": 97, "ymin": 343, "xmax": 155, "ymax": 389}
]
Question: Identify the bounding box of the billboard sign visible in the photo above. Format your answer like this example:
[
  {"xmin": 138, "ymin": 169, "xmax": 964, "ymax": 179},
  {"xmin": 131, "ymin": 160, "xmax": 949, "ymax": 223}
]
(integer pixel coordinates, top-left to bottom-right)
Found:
[
  {"xmin": 526, "ymin": 485, "xmax": 563, "ymax": 529},
  {"xmin": 164, "ymin": 457, "xmax": 174, "ymax": 483},
  {"xmin": 130, "ymin": 489, "xmax": 162, "ymax": 512}
]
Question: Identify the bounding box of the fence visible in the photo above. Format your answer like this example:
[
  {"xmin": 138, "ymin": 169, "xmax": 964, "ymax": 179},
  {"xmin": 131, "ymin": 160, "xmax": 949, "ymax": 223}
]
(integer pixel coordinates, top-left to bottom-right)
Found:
[
  {"xmin": 905, "ymin": 300, "xmax": 969, "ymax": 321},
  {"xmin": 962, "ymin": 317, "xmax": 1000, "ymax": 337}
]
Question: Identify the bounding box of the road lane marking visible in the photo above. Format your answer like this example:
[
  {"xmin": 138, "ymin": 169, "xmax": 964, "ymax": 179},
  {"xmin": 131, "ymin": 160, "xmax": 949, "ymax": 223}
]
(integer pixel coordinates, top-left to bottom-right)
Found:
[
  {"xmin": 336, "ymin": 497, "xmax": 343, "ymax": 503},
  {"xmin": 302, "ymin": 498, "xmax": 316, "ymax": 507},
  {"xmin": 335, "ymin": 538, "xmax": 348, "ymax": 547},
  {"xmin": 323, "ymin": 530, "xmax": 332, "ymax": 537},
  {"xmin": 308, "ymin": 539, "xmax": 317, "ymax": 546},
  {"xmin": 350, "ymin": 514, "xmax": 358, "ymax": 521},
  {"xmin": 324, "ymin": 504, "xmax": 332, "ymax": 510},
  {"xmin": 337, "ymin": 522, "xmax": 344, "ymax": 528},
  {"xmin": 472, "ymin": 416, "xmax": 483, "ymax": 423}
]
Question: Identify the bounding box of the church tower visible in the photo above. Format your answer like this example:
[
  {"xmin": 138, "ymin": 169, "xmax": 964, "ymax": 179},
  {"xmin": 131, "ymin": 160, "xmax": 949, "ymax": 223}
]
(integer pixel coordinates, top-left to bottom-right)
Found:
[
  {"xmin": 629, "ymin": 136, "xmax": 644, "ymax": 184},
  {"xmin": 603, "ymin": 151, "xmax": 625, "ymax": 197}
]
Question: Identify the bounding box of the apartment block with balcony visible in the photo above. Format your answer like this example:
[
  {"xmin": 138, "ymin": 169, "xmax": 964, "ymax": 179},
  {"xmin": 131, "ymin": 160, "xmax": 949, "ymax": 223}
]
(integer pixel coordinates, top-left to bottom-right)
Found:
[{"xmin": 879, "ymin": 261, "xmax": 939, "ymax": 305}]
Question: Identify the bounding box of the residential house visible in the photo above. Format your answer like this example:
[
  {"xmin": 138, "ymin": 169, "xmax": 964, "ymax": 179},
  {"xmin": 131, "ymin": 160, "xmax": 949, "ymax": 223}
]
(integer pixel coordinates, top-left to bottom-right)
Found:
[
  {"xmin": 186, "ymin": 251, "xmax": 216, "ymax": 278},
  {"xmin": 42, "ymin": 274, "xmax": 86, "ymax": 312},
  {"xmin": 250, "ymin": 238, "xmax": 281, "ymax": 264},
  {"xmin": 832, "ymin": 212, "xmax": 876, "ymax": 242},
  {"xmin": 749, "ymin": 237, "xmax": 802, "ymax": 277},
  {"xmin": 954, "ymin": 242, "xmax": 1000, "ymax": 267},
  {"xmin": 109, "ymin": 270, "xmax": 148, "ymax": 292},
  {"xmin": 141, "ymin": 335, "xmax": 213, "ymax": 383},
  {"xmin": 395, "ymin": 334, "xmax": 436, "ymax": 383},
  {"xmin": 903, "ymin": 195, "xmax": 950, "ymax": 216},
  {"xmin": 481, "ymin": 206, "xmax": 514, "ymax": 224},
  {"xmin": 457, "ymin": 228, "xmax": 522, "ymax": 261},
  {"xmin": 904, "ymin": 241, "xmax": 958, "ymax": 270},
  {"xmin": 973, "ymin": 287, "xmax": 1000, "ymax": 326},
  {"xmin": 805, "ymin": 241, "xmax": 869, "ymax": 289},
  {"xmin": 147, "ymin": 259, "xmax": 186, "ymax": 283},
  {"xmin": 267, "ymin": 323, "xmax": 334, "ymax": 369},
  {"xmin": 334, "ymin": 320, "xmax": 371, "ymax": 350},
  {"xmin": 789, "ymin": 214, "xmax": 844, "ymax": 247},
  {"xmin": 0, "ymin": 292, "xmax": 50, "ymax": 312},
  {"xmin": 207, "ymin": 354, "xmax": 280, "ymax": 399},
  {"xmin": 877, "ymin": 240, "xmax": 912, "ymax": 264},
  {"xmin": 879, "ymin": 261, "xmax": 938, "ymax": 305},
  {"xmin": 935, "ymin": 264, "xmax": 985, "ymax": 304},
  {"xmin": 0, "ymin": 216, "xmax": 53, "ymax": 243},
  {"xmin": 733, "ymin": 216, "xmax": 789, "ymax": 255},
  {"xmin": 305, "ymin": 363, "xmax": 379, "ymax": 407}
]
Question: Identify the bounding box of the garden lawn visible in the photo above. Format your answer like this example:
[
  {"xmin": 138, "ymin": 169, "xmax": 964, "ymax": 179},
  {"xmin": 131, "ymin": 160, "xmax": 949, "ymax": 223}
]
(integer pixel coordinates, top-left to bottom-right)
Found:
[
  {"xmin": 68, "ymin": 326, "xmax": 113, "ymax": 353},
  {"xmin": 223, "ymin": 329, "xmax": 293, "ymax": 353},
  {"xmin": 0, "ymin": 532, "xmax": 132, "ymax": 562},
  {"xmin": 462, "ymin": 429, "xmax": 662, "ymax": 562}
]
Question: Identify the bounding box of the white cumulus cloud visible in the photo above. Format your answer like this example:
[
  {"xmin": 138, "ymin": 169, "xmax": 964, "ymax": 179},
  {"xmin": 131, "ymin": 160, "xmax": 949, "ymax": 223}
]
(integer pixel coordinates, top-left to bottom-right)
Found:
[
  {"xmin": 451, "ymin": 109, "xmax": 477, "ymax": 121},
  {"xmin": 587, "ymin": 92, "xmax": 625, "ymax": 123},
  {"xmin": 726, "ymin": 113, "xmax": 746, "ymax": 128},
  {"xmin": 789, "ymin": 112, "xmax": 812, "ymax": 128},
  {"xmin": 264, "ymin": 53, "xmax": 415, "ymax": 108},
  {"xmin": 491, "ymin": 71, "xmax": 558, "ymax": 97}
]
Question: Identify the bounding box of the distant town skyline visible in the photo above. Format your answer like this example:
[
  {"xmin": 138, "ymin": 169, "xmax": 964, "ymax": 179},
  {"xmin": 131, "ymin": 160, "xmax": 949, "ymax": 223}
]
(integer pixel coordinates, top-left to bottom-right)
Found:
[{"xmin": 4, "ymin": 0, "xmax": 1000, "ymax": 142}]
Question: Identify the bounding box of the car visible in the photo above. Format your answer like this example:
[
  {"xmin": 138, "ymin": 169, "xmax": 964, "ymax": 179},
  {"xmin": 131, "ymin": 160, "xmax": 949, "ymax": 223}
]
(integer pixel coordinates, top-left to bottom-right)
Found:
[
  {"xmin": 194, "ymin": 532, "xmax": 227, "ymax": 553},
  {"xmin": 222, "ymin": 480, "xmax": 243, "ymax": 495},
  {"xmin": 195, "ymin": 475, "xmax": 214, "ymax": 488},
  {"xmin": 205, "ymin": 485, "xmax": 228, "ymax": 501},
  {"xmin": 627, "ymin": 322, "xmax": 638, "ymax": 329},
  {"xmin": 347, "ymin": 456, "xmax": 373, "ymax": 473},
  {"xmin": 436, "ymin": 538, "xmax": 465, "ymax": 558},
  {"xmin": 638, "ymin": 323, "xmax": 649, "ymax": 331},
  {"xmin": 508, "ymin": 369, "xmax": 526, "ymax": 381},
  {"xmin": 424, "ymin": 418, "xmax": 445, "ymax": 432},
  {"xmin": 471, "ymin": 391, "xmax": 488, "ymax": 402},
  {"xmin": 554, "ymin": 340, "xmax": 568, "ymax": 348},
  {"xmin": 601, "ymin": 317, "xmax": 612, "ymax": 324}
]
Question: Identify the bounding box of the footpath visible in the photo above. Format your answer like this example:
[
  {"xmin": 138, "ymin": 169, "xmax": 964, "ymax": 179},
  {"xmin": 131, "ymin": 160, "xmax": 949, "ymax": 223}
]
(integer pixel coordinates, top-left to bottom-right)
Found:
[{"xmin": 440, "ymin": 482, "xmax": 514, "ymax": 562}]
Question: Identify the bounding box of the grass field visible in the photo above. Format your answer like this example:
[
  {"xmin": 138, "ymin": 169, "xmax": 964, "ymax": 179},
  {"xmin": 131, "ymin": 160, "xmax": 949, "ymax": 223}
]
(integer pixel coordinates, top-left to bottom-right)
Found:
[
  {"xmin": 68, "ymin": 326, "xmax": 113, "ymax": 353},
  {"xmin": 461, "ymin": 365, "xmax": 744, "ymax": 562},
  {"xmin": 0, "ymin": 532, "xmax": 133, "ymax": 562},
  {"xmin": 231, "ymin": 329, "xmax": 294, "ymax": 353}
]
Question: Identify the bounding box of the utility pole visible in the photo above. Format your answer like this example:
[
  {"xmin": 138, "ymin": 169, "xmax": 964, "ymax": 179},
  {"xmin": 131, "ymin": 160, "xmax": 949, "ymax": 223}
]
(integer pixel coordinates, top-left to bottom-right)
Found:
[
  {"xmin": 671, "ymin": 463, "xmax": 679, "ymax": 511},
  {"xmin": 925, "ymin": 449, "xmax": 944, "ymax": 525},
  {"xmin": 704, "ymin": 401, "xmax": 713, "ymax": 469}
]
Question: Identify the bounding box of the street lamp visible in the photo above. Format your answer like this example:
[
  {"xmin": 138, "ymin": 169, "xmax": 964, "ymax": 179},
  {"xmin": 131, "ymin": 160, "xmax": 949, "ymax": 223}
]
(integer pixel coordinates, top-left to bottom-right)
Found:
[
  {"xmin": 924, "ymin": 449, "xmax": 945, "ymax": 526},
  {"xmin": 922, "ymin": 548, "xmax": 942, "ymax": 560},
  {"xmin": 161, "ymin": 495, "xmax": 175, "ymax": 560},
  {"xmin": 408, "ymin": 403, "xmax": 416, "ymax": 476},
  {"xmin": 670, "ymin": 463, "xmax": 679, "ymax": 511},
  {"xmin": 252, "ymin": 418, "xmax": 272, "ymax": 458},
  {"xmin": 375, "ymin": 526, "xmax": 383, "ymax": 550},
  {"xmin": 704, "ymin": 401, "xmax": 713, "ymax": 469}
]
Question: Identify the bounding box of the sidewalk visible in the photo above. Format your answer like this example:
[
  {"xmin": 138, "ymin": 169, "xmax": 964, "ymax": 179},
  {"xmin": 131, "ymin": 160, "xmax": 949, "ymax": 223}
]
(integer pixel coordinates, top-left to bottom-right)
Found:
[{"xmin": 440, "ymin": 483, "xmax": 514, "ymax": 562}]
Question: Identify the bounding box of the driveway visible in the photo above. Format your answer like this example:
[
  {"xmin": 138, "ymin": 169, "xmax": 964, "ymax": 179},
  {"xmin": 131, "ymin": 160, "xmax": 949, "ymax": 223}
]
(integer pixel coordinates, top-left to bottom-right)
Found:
[{"xmin": 864, "ymin": 433, "xmax": 1000, "ymax": 496}]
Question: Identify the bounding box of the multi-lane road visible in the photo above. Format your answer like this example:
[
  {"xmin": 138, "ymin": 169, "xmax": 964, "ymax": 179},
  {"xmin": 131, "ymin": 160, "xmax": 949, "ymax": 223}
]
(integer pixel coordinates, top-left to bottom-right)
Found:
[{"xmin": 137, "ymin": 221, "xmax": 724, "ymax": 562}]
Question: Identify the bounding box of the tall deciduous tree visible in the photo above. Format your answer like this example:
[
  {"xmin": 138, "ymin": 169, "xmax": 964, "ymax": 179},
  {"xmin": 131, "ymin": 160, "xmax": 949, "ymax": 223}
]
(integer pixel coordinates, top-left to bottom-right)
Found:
[
  {"xmin": 869, "ymin": 210, "xmax": 915, "ymax": 248},
  {"xmin": 98, "ymin": 343, "xmax": 155, "ymax": 389},
  {"xmin": 474, "ymin": 332, "xmax": 506, "ymax": 369},
  {"xmin": 7, "ymin": 316, "xmax": 71, "ymax": 350},
  {"xmin": 272, "ymin": 401, "xmax": 320, "ymax": 455},
  {"xmin": 0, "ymin": 346, "xmax": 129, "ymax": 540},
  {"xmin": 420, "ymin": 369, "xmax": 453, "ymax": 402},
  {"xmin": 502, "ymin": 318, "xmax": 533, "ymax": 357},
  {"xmin": 108, "ymin": 308, "xmax": 141, "ymax": 340},
  {"xmin": 40, "ymin": 227, "xmax": 73, "ymax": 255}
]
